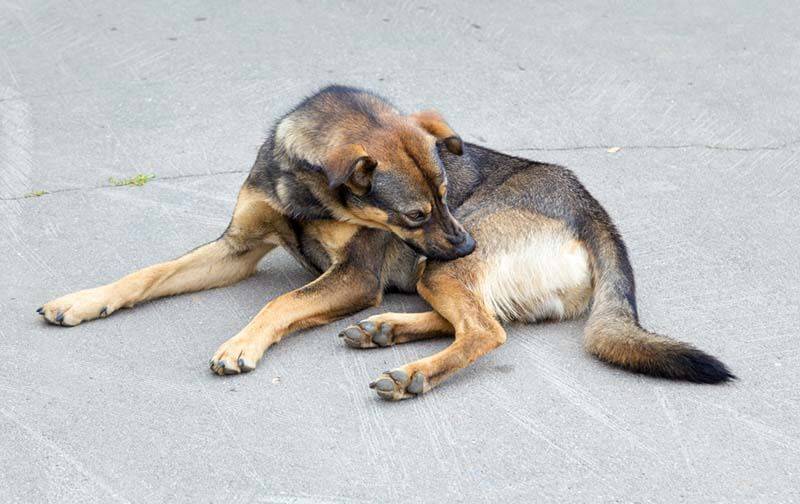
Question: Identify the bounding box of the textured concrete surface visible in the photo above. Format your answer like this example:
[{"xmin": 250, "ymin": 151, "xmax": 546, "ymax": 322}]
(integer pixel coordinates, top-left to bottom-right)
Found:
[{"xmin": 1, "ymin": 1, "xmax": 799, "ymax": 502}]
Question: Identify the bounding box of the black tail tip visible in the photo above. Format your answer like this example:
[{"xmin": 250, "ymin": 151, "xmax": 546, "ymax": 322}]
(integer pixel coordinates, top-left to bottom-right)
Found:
[{"xmin": 670, "ymin": 348, "xmax": 736, "ymax": 384}]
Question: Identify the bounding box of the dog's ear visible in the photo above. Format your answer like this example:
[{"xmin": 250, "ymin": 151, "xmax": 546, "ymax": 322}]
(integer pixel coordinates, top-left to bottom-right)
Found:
[
  {"xmin": 323, "ymin": 143, "xmax": 377, "ymax": 195},
  {"xmin": 409, "ymin": 110, "xmax": 463, "ymax": 155}
]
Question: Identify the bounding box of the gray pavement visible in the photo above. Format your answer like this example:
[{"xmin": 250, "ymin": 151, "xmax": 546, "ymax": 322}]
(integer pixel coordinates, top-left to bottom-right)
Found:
[{"xmin": 1, "ymin": 1, "xmax": 799, "ymax": 502}]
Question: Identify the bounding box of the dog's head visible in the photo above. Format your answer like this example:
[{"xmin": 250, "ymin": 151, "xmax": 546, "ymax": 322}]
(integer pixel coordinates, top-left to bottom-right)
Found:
[{"xmin": 323, "ymin": 110, "xmax": 475, "ymax": 261}]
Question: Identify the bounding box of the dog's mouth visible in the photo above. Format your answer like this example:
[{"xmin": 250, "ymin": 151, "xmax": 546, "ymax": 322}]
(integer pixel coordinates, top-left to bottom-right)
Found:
[{"xmin": 403, "ymin": 233, "xmax": 476, "ymax": 261}]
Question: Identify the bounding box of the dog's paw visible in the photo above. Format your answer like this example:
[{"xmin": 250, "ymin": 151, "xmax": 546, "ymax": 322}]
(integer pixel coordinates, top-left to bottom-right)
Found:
[
  {"xmin": 209, "ymin": 335, "xmax": 264, "ymax": 376},
  {"xmin": 338, "ymin": 319, "xmax": 394, "ymax": 349},
  {"xmin": 369, "ymin": 368, "xmax": 427, "ymax": 401},
  {"xmin": 38, "ymin": 287, "xmax": 116, "ymax": 327}
]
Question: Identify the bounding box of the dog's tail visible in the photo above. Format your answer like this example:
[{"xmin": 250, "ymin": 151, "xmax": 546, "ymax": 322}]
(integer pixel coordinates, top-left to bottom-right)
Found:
[{"xmin": 582, "ymin": 221, "xmax": 734, "ymax": 383}]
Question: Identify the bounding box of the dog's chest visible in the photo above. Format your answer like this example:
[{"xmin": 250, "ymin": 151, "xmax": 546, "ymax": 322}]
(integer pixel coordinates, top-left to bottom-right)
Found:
[
  {"xmin": 295, "ymin": 220, "xmax": 361, "ymax": 272},
  {"xmin": 290, "ymin": 219, "xmax": 420, "ymax": 293}
]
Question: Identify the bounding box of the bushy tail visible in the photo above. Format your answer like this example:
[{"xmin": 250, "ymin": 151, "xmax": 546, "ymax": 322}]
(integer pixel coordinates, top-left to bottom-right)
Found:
[{"xmin": 583, "ymin": 223, "xmax": 735, "ymax": 384}]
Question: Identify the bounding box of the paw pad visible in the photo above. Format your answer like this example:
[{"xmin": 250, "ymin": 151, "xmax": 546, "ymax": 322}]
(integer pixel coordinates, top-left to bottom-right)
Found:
[
  {"xmin": 339, "ymin": 320, "xmax": 394, "ymax": 348},
  {"xmin": 369, "ymin": 369, "xmax": 426, "ymax": 400},
  {"xmin": 237, "ymin": 358, "xmax": 256, "ymax": 372}
]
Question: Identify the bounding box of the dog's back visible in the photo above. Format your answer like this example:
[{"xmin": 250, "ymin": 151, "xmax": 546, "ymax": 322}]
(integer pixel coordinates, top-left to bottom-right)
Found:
[{"xmin": 435, "ymin": 143, "xmax": 734, "ymax": 383}]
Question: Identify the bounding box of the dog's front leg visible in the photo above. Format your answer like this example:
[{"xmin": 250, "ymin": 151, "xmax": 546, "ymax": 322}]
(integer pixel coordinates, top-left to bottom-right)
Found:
[
  {"xmin": 38, "ymin": 184, "xmax": 281, "ymax": 326},
  {"xmin": 209, "ymin": 261, "xmax": 382, "ymax": 375}
]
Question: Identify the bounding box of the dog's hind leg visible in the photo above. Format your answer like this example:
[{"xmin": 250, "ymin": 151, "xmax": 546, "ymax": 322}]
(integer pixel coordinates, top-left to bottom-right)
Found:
[
  {"xmin": 369, "ymin": 258, "xmax": 506, "ymax": 400},
  {"xmin": 338, "ymin": 311, "xmax": 454, "ymax": 348},
  {"xmin": 39, "ymin": 185, "xmax": 281, "ymax": 326}
]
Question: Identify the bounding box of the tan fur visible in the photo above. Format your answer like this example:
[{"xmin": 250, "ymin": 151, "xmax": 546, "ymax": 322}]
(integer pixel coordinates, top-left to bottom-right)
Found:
[
  {"xmin": 475, "ymin": 212, "xmax": 592, "ymax": 322},
  {"xmin": 210, "ymin": 259, "xmax": 382, "ymax": 374},
  {"xmin": 362, "ymin": 311, "xmax": 454, "ymax": 343},
  {"xmin": 323, "ymin": 143, "xmax": 375, "ymax": 192},
  {"xmin": 269, "ymin": 95, "xmax": 461, "ymax": 259},
  {"xmin": 377, "ymin": 267, "xmax": 507, "ymax": 398},
  {"xmin": 375, "ymin": 210, "xmax": 595, "ymax": 398},
  {"xmin": 41, "ymin": 87, "xmax": 730, "ymax": 395},
  {"xmin": 409, "ymin": 110, "xmax": 460, "ymax": 148},
  {"xmin": 39, "ymin": 104, "xmax": 589, "ymax": 391},
  {"xmin": 227, "ymin": 185, "xmax": 286, "ymax": 247},
  {"xmin": 40, "ymin": 186, "xmax": 279, "ymax": 326},
  {"xmin": 303, "ymin": 221, "xmax": 360, "ymax": 262},
  {"xmin": 369, "ymin": 210, "xmax": 597, "ymax": 399},
  {"xmin": 347, "ymin": 206, "xmax": 391, "ymax": 226},
  {"xmin": 585, "ymin": 317, "xmax": 688, "ymax": 371}
]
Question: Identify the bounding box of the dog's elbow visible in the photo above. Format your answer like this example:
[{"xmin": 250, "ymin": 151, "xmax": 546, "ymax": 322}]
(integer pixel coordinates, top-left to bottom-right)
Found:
[{"xmin": 357, "ymin": 277, "xmax": 383, "ymax": 308}]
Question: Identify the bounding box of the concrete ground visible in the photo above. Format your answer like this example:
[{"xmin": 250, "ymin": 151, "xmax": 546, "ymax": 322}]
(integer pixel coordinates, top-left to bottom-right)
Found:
[{"xmin": 1, "ymin": 1, "xmax": 798, "ymax": 502}]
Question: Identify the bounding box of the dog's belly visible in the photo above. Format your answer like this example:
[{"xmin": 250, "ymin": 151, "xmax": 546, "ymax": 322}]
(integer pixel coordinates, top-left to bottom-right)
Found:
[{"xmin": 475, "ymin": 220, "xmax": 592, "ymax": 323}]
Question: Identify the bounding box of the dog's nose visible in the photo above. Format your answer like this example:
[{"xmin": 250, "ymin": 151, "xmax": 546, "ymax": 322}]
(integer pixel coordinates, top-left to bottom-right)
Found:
[
  {"xmin": 447, "ymin": 231, "xmax": 467, "ymax": 245},
  {"xmin": 452, "ymin": 233, "xmax": 476, "ymax": 257}
]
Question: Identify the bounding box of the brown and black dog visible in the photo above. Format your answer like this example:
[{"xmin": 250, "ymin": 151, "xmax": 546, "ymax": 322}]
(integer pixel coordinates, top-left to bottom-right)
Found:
[{"xmin": 38, "ymin": 85, "xmax": 734, "ymax": 399}]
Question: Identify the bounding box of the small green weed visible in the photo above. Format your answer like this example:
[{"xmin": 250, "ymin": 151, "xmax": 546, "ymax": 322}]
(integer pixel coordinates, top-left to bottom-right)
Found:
[{"xmin": 109, "ymin": 173, "xmax": 156, "ymax": 187}]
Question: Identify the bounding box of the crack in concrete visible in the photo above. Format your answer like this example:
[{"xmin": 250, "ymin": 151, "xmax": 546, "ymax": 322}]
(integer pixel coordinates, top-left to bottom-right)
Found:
[
  {"xmin": 0, "ymin": 169, "xmax": 249, "ymax": 201},
  {"xmin": 506, "ymin": 137, "xmax": 800, "ymax": 153},
  {"xmin": 3, "ymin": 137, "xmax": 799, "ymax": 202}
]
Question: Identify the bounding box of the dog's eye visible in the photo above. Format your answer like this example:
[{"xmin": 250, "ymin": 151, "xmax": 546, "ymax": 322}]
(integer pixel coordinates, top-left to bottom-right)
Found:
[{"xmin": 404, "ymin": 210, "xmax": 428, "ymax": 224}]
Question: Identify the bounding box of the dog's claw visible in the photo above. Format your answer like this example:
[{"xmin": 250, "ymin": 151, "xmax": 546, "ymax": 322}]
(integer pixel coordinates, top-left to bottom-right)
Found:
[
  {"xmin": 209, "ymin": 358, "xmax": 243, "ymax": 376},
  {"xmin": 210, "ymin": 336, "xmax": 263, "ymax": 376},
  {"xmin": 38, "ymin": 286, "xmax": 115, "ymax": 327}
]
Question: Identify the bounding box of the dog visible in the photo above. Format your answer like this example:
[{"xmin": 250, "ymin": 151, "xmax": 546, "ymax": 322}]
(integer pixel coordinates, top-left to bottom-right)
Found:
[{"xmin": 38, "ymin": 85, "xmax": 734, "ymax": 399}]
